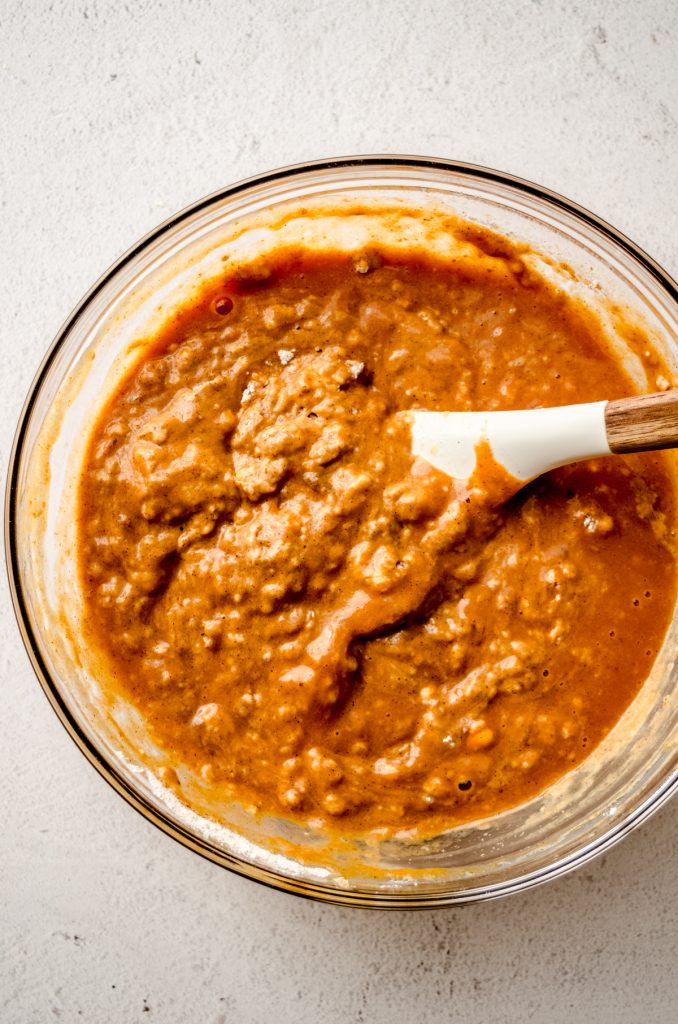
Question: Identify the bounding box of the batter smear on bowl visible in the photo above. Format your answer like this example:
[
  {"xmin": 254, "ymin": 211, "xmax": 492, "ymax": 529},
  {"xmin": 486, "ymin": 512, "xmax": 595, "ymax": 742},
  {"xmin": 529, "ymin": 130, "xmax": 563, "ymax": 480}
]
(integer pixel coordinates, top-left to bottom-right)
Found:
[{"xmin": 78, "ymin": 234, "xmax": 677, "ymax": 836}]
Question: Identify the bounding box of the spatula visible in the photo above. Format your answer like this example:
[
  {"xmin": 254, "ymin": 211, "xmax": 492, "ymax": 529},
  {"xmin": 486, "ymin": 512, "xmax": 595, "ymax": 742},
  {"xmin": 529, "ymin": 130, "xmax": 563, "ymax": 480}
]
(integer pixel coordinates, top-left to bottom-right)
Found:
[{"xmin": 406, "ymin": 390, "xmax": 678, "ymax": 494}]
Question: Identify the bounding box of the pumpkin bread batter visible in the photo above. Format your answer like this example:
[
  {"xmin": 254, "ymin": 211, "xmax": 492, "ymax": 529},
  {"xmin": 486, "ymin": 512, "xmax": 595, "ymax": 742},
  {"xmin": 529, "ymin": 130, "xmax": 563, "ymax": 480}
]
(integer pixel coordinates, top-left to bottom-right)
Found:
[{"xmin": 78, "ymin": 234, "xmax": 676, "ymax": 836}]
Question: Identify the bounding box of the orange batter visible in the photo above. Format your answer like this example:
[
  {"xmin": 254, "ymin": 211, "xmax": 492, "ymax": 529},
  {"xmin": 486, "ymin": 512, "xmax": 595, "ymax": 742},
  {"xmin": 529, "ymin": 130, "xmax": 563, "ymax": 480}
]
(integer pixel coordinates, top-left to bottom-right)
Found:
[{"xmin": 78, "ymin": 237, "xmax": 677, "ymax": 836}]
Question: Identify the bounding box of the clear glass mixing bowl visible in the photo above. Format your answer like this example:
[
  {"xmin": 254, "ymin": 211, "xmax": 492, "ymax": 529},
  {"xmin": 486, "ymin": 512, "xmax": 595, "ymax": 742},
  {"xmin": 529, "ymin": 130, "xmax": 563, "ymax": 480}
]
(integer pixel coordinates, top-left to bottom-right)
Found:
[{"xmin": 6, "ymin": 156, "xmax": 678, "ymax": 908}]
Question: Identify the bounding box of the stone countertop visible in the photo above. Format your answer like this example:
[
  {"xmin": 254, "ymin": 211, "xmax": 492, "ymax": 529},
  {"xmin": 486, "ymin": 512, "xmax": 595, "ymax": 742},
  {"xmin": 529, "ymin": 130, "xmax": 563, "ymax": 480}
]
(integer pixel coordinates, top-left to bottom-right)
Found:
[{"xmin": 2, "ymin": 1, "xmax": 677, "ymax": 1021}]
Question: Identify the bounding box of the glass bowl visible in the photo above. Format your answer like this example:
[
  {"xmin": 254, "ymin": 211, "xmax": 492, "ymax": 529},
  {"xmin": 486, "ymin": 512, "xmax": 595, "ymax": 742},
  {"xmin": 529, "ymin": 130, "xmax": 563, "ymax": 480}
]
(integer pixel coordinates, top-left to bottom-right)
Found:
[{"xmin": 6, "ymin": 156, "xmax": 678, "ymax": 909}]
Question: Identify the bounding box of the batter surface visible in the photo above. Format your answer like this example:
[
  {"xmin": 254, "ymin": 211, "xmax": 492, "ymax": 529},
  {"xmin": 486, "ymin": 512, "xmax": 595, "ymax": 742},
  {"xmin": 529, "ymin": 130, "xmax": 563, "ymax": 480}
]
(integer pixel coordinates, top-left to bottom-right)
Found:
[{"xmin": 78, "ymin": 233, "xmax": 676, "ymax": 835}]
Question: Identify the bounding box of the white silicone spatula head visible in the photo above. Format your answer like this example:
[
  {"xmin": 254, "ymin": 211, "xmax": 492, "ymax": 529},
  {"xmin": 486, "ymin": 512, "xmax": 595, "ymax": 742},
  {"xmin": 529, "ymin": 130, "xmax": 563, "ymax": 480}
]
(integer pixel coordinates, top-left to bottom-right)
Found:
[{"xmin": 405, "ymin": 390, "xmax": 678, "ymax": 495}]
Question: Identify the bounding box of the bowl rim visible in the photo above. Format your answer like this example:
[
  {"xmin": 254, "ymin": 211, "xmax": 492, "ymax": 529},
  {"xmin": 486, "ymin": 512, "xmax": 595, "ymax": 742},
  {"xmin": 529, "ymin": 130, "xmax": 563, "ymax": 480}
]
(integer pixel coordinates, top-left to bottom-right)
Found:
[{"xmin": 6, "ymin": 153, "xmax": 678, "ymax": 909}]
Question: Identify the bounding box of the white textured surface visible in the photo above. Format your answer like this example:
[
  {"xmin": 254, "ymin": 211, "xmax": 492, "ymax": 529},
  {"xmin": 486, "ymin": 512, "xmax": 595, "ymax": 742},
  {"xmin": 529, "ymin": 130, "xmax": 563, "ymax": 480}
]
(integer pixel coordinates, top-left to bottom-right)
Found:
[{"xmin": 2, "ymin": 1, "xmax": 678, "ymax": 1021}]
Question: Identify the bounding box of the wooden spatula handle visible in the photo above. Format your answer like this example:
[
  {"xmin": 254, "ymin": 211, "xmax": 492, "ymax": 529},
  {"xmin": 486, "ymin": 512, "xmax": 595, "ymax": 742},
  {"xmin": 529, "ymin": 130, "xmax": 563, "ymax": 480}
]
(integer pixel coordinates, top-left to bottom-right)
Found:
[{"xmin": 605, "ymin": 389, "xmax": 678, "ymax": 454}]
